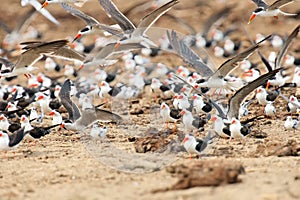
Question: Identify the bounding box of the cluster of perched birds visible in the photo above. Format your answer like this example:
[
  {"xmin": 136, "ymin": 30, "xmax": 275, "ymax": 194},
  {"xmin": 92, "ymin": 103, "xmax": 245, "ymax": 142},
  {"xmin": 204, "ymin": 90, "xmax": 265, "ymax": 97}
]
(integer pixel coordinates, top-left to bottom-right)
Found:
[{"xmin": 0, "ymin": 0, "xmax": 299, "ymax": 158}]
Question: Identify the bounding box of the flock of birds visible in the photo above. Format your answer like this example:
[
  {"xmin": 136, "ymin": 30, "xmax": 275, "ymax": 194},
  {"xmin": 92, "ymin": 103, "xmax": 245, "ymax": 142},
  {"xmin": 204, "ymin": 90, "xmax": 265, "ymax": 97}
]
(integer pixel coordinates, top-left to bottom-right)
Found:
[{"xmin": 0, "ymin": 0, "xmax": 299, "ymax": 158}]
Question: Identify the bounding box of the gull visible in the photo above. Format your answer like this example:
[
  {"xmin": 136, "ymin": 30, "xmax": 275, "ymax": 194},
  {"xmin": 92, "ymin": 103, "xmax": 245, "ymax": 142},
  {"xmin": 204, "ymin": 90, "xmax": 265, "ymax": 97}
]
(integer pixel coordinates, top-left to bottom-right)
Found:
[
  {"xmin": 59, "ymin": 79, "xmax": 122, "ymax": 131},
  {"xmin": 264, "ymin": 101, "xmax": 276, "ymax": 118},
  {"xmin": 42, "ymin": 0, "xmax": 89, "ymax": 8},
  {"xmin": 255, "ymin": 87, "xmax": 279, "ymax": 106},
  {"xmin": 229, "ymin": 118, "xmax": 249, "ymax": 140},
  {"xmin": 98, "ymin": 0, "xmax": 179, "ymax": 48},
  {"xmin": 89, "ymin": 124, "xmax": 107, "ymax": 139},
  {"xmin": 49, "ymin": 110, "xmax": 63, "ymax": 125},
  {"xmin": 267, "ymin": 25, "xmax": 299, "ymax": 88},
  {"xmin": 0, "ymin": 40, "xmax": 68, "ymax": 78},
  {"xmin": 160, "ymin": 102, "xmax": 180, "ymax": 129},
  {"xmin": 181, "ymin": 132, "xmax": 213, "ymax": 158},
  {"xmin": 83, "ymin": 42, "xmax": 146, "ymax": 67},
  {"xmin": 284, "ymin": 116, "xmax": 299, "ymax": 130},
  {"xmin": 21, "ymin": 0, "xmax": 59, "ymax": 25},
  {"xmin": 248, "ymin": 0, "xmax": 298, "ymax": 24},
  {"xmin": 178, "ymin": 66, "xmax": 281, "ymax": 120},
  {"xmin": 180, "ymin": 109, "xmax": 208, "ymax": 131},
  {"xmin": 210, "ymin": 115, "xmax": 230, "ymax": 138},
  {"xmin": 167, "ymin": 30, "xmax": 270, "ymax": 93},
  {"xmin": 60, "ymin": 2, "xmax": 123, "ymax": 42},
  {"xmin": 0, "ymin": 114, "xmax": 10, "ymax": 131},
  {"xmin": 0, "ymin": 128, "xmax": 25, "ymax": 151},
  {"xmin": 287, "ymin": 95, "xmax": 300, "ymax": 113}
]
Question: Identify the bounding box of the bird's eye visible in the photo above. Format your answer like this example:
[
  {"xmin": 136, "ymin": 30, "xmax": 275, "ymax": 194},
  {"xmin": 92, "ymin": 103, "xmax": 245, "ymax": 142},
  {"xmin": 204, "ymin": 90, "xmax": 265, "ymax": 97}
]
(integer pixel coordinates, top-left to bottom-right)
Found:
[
  {"xmin": 254, "ymin": 7, "xmax": 264, "ymax": 13},
  {"xmin": 80, "ymin": 27, "xmax": 90, "ymax": 33}
]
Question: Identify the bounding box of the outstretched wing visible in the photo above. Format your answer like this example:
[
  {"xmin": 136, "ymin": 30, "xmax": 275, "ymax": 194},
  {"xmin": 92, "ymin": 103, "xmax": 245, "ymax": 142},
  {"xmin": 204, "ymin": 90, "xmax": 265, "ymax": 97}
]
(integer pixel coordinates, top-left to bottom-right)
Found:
[
  {"xmin": 98, "ymin": 0, "xmax": 136, "ymax": 31},
  {"xmin": 167, "ymin": 30, "xmax": 214, "ymax": 77},
  {"xmin": 135, "ymin": 0, "xmax": 179, "ymax": 35},
  {"xmin": 59, "ymin": 79, "xmax": 81, "ymax": 122},
  {"xmin": 227, "ymin": 68, "xmax": 281, "ymax": 119},
  {"xmin": 251, "ymin": 0, "xmax": 269, "ymax": 8},
  {"xmin": 275, "ymin": 24, "xmax": 299, "ymax": 69},
  {"xmin": 212, "ymin": 35, "xmax": 271, "ymax": 78}
]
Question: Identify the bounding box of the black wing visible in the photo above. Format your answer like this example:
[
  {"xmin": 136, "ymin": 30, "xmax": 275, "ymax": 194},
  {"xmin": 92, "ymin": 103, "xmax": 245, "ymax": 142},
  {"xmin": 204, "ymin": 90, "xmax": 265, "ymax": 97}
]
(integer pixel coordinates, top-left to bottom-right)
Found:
[
  {"xmin": 8, "ymin": 128, "xmax": 25, "ymax": 147},
  {"xmin": 227, "ymin": 68, "xmax": 282, "ymax": 119},
  {"xmin": 251, "ymin": 0, "xmax": 269, "ymax": 8},
  {"xmin": 59, "ymin": 79, "xmax": 81, "ymax": 122},
  {"xmin": 167, "ymin": 30, "xmax": 214, "ymax": 77},
  {"xmin": 275, "ymin": 25, "xmax": 300, "ymax": 69},
  {"xmin": 98, "ymin": 0, "xmax": 135, "ymax": 31}
]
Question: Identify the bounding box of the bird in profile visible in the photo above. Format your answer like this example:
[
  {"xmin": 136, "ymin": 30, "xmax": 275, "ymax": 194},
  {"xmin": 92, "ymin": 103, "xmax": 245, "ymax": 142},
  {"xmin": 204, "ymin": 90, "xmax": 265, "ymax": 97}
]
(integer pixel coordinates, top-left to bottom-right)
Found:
[
  {"xmin": 98, "ymin": 0, "xmax": 179, "ymax": 48},
  {"xmin": 181, "ymin": 132, "xmax": 214, "ymax": 159},
  {"xmin": 0, "ymin": 40, "xmax": 68, "ymax": 78},
  {"xmin": 42, "ymin": 0, "xmax": 89, "ymax": 8},
  {"xmin": 0, "ymin": 128, "xmax": 26, "ymax": 152},
  {"xmin": 248, "ymin": 0, "xmax": 298, "ymax": 24},
  {"xmin": 59, "ymin": 79, "xmax": 122, "ymax": 131}
]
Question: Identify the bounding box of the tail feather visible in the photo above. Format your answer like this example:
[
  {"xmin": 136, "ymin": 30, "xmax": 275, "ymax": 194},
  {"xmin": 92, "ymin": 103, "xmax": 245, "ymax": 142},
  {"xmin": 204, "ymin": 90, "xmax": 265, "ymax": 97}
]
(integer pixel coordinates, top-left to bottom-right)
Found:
[{"xmin": 280, "ymin": 11, "xmax": 298, "ymax": 16}]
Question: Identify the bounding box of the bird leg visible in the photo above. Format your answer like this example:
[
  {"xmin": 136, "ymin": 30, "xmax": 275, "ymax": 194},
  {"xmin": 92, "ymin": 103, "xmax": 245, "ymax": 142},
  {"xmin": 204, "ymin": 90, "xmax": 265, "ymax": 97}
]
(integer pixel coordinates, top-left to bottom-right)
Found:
[
  {"xmin": 2, "ymin": 151, "xmax": 7, "ymax": 159},
  {"xmin": 172, "ymin": 121, "xmax": 177, "ymax": 132},
  {"xmin": 165, "ymin": 122, "xmax": 169, "ymax": 129},
  {"xmin": 27, "ymin": 141, "xmax": 31, "ymax": 148}
]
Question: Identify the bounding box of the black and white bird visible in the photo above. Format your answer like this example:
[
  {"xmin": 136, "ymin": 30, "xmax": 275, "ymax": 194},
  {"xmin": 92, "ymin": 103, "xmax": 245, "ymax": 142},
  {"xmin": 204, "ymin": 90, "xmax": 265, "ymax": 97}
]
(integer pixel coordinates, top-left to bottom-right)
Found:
[
  {"xmin": 98, "ymin": 0, "xmax": 179, "ymax": 48},
  {"xmin": 0, "ymin": 40, "xmax": 79, "ymax": 78},
  {"xmin": 248, "ymin": 0, "xmax": 298, "ymax": 24},
  {"xmin": 59, "ymin": 79, "xmax": 122, "ymax": 131},
  {"xmin": 181, "ymin": 132, "xmax": 213, "ymax": 158},
  {"xmin": 284, "ymin": 116, "xmax": 299, "ymax": 130},
  {"xmin": 167, "ymin": 30, "xmax": 270, "ymax": 93},
  {"xmin": 0, "ymin": 128, "xmax": 25, "ymax": 151}
]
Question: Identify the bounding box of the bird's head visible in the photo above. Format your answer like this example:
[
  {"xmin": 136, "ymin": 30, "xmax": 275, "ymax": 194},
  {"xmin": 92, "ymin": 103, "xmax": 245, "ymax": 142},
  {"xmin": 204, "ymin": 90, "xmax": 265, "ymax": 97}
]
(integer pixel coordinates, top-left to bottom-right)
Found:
[
  {"xmin": 244, "ymin": 69, "xmax": 253, "ymax": 77},
  {"xmin": 248, "ymin": 7, "xmax": 264, "ymax": 24},
  {"xmin": 177, "ymin": 95, "xmax": 184, "ymax": 100},
  {"xmin": 231, "ymin": 118, "xmax": 237, "ymax": 124},
  {"xmin": 37, "ymin": 94, "xmax": 44, "ymax": 101},
  {"xmin": 181, "ymin": 134, "xmax": 193, "ymax": 145},
  {"xmin": 0, "ymin": 115, "xmax": 5, "ymax": 120},
  {"xmin": 191, "ymin": 94, "xmax": 198, "ymax": 100},
  {"xmin": 290, "ymin": 96, "xmax": 296, "ymax": 102},
  {"xmin": 210, "ymin": 115, "xmax": 218, "ymax": 122},
  {"xmin": 49, "ymin": 111, "xmax": 55, "ymax": 116},
  {"xmin": 41, "ymin": 0, "xmax": 50, "ymax": 8},
  {"xmin": 21, "ymin": 115, "xmax": 27, "ymax": 123}
]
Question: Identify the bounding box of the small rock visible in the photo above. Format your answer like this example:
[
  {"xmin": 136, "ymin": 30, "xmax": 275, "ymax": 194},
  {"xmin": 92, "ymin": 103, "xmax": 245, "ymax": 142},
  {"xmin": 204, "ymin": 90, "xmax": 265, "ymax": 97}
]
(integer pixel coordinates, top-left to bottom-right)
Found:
[{"xmin": 130, "ymin": 108, "xmax": 144, "ymax": 115}]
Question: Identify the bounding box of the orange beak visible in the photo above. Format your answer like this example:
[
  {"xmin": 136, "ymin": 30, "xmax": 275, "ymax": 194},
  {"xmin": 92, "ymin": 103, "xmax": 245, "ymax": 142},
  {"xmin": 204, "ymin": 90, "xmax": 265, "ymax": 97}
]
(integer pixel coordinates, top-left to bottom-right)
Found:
[
  {"xmin": 244, "ymin": 70, "xmax": 253, "ymax": 77},
  {"xmin": 61, "ymin": 124, "xmax": 66, "ymax": 129},
  {"xmin": 248, "ymin": 14, "xmax": 256, "ymax": 24},
  {"xmin": 181, "ymin": 137, "xmax": 189, "ymax": 145},
  {"xmin": 114, "ymin": 42, "xmax": 121, "ymax": 49},
  {"xmin": 41, "ymin": 2, "xmax": 48, "ymax": 8},
  {"xmin": 72, "ymin": 34, "xmax": 82, "ymax": 43},
  {"xmin": 266, "ymin": 81, "xmax": 270, "ymax": 90}
]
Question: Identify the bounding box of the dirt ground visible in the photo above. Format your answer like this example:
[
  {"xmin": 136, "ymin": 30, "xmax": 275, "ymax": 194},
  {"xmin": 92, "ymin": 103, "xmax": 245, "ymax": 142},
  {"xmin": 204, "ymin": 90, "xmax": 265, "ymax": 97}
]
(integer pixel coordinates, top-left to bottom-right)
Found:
[{"xmin": 0, "ymin": 0, "xmax": 300, "ymax": 200}]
